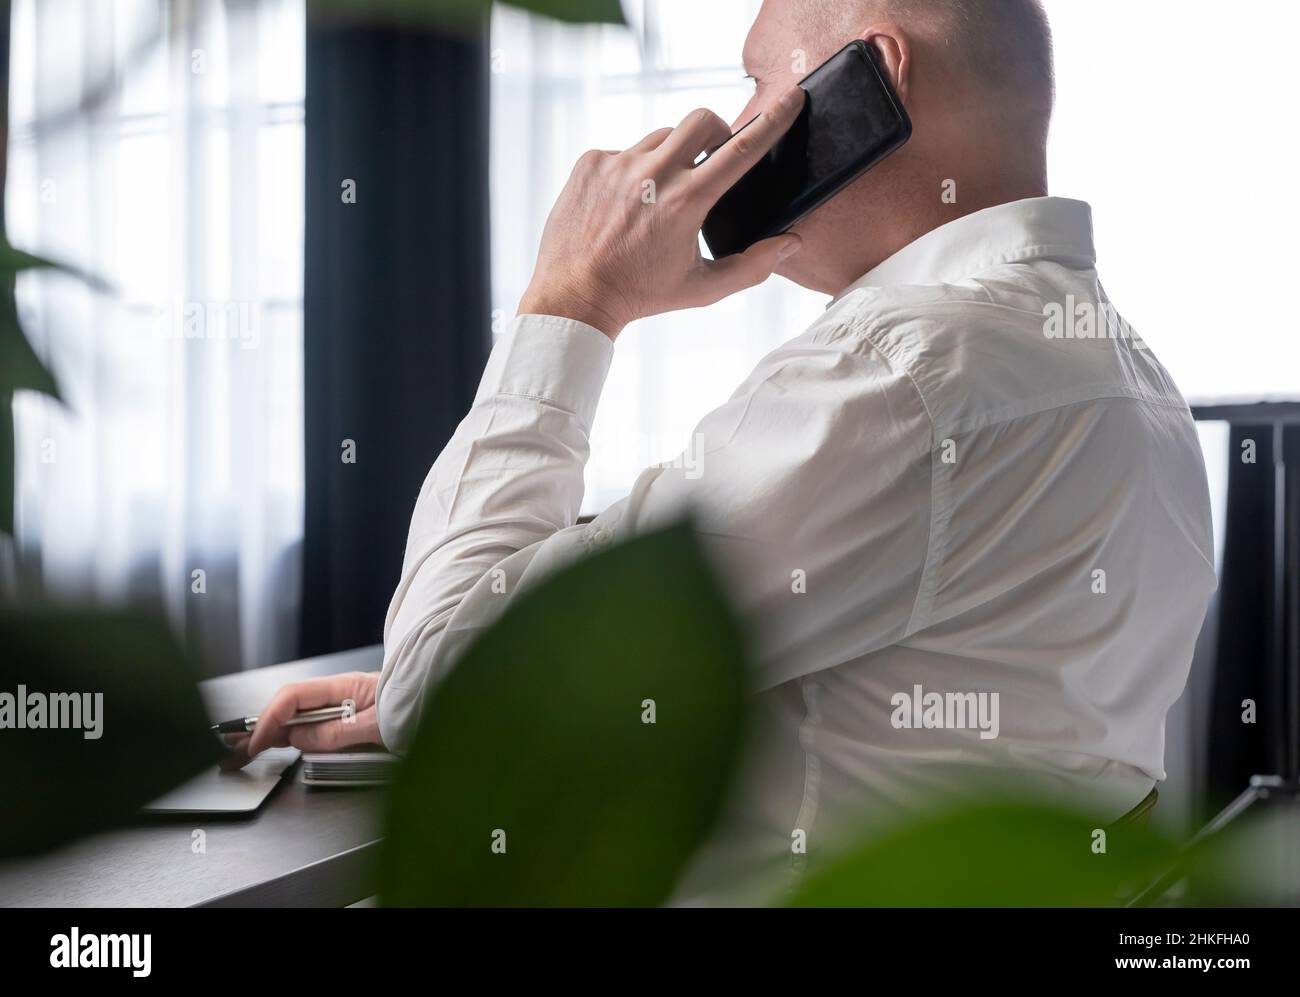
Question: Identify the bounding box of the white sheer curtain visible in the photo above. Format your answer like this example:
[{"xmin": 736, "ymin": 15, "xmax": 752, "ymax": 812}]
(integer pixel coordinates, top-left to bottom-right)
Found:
[
  {"xmin": 491, "ymin": 0, "xmax": 1300, "ymax": 515},
  {"xmin": 5, "ymin": 0, "xmax": 305, "ymax": 674}
]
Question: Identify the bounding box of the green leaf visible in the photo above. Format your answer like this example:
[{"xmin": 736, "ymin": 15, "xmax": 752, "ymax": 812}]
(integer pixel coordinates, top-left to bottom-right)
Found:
[
  {"xmin": 0, "ymin": 244, "xmax": 65, "ymax": 275},
  {"xmin": 501, "ymin": 0, "xmax": 624, "ymax": 23},
  {"xmin": 0, "ymin": 240, "xmax": 109, "ymax": 293},
  {"xmin": 379, "ymin": 521, "xmax": 748, "ymax": 906},
  {"xmin": 0, "ymin": 608, "xmax": 226, "ymax": 857},
  {"xmin": 0, "ymin": 237, "xmax": 112, "ymax": 535},
  {"xmin": 309, "ymin": 0, "xmax": 483, "ymax": 27},
  {"xmin": 0, "ymin": 236, "xmax": 111, "ymax": 401},
  {"xmin": 787, "ymin": 800, "xmax": 1180, "ymax": 907},
  {"xmin": 0, "ymin": 291, "xmax": 60, "ymax": 399},
  {"xmin": 308, "ymin": 0, "xmax": 625, "ymax": 30},
  {"xmin": 0, "ymin": 238, "xmax": 71, "ymax": 400}
]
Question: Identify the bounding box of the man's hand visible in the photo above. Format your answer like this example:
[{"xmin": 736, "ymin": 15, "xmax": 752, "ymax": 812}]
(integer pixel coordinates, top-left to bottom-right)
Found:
[
  {"xmin": 221, "ymin": 671, "xmax": 381, "ymax": 768},
  {"xmin": 517, "ymin": 86, "xmax": 806, "ymax": 340}
]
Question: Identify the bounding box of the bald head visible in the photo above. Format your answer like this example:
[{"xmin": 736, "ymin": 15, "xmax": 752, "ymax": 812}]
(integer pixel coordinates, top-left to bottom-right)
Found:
[
  {"xmin": 738, "ymin": 0, "xmax": 1056, "ymax": 294},
  {"xmin": 799, "ymin": 0, "xmax": 1054, "ymax": 145}
]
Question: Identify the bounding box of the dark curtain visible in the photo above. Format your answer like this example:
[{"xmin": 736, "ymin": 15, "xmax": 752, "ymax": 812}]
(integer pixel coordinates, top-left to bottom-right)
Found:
[
  {"xmin": 1206, "ymin": 423, "xmax": 1300, "ymax": 812},
  {"xmin": 300, "ymin": 18, "xmax": 491, "ymax": 657}
]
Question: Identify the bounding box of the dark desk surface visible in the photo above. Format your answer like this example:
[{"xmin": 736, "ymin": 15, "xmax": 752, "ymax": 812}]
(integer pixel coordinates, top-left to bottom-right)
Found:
[{"xmin": 0, "ymin": 645, "xmax": 385, "ymax": 908}]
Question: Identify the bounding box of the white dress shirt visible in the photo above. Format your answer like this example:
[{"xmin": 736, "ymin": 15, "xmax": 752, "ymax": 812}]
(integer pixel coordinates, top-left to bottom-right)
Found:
[{"xmin": 376, "ymin": 196, "xmax": 1216, "ymax": 903}]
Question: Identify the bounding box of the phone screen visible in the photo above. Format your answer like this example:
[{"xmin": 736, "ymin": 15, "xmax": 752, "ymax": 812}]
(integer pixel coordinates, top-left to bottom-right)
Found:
[{"xmin": 701, "ymin": 41, "xmax": 911, "ymax": 259}]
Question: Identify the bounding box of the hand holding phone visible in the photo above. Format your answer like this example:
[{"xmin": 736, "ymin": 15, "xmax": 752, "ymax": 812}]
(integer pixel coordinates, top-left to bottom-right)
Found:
[
  {"xmin": 517, "ymin": 87, "xmax": 808, "ymax": 339},
  {"xmin": 702, "ymin": 40, "xmax": 912, "ymax": 259}
]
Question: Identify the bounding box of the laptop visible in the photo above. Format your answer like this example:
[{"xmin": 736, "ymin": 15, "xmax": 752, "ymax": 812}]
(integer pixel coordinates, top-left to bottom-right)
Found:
[{"xmin": 142, "ymin": 746, "xmax": 301, "ymax": 815}]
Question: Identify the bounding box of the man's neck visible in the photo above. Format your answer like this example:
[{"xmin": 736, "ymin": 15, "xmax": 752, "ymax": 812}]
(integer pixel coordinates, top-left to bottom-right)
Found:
[{"xmin": 822, "ymin": 179, "xmax": 1049, "ymax": 296}]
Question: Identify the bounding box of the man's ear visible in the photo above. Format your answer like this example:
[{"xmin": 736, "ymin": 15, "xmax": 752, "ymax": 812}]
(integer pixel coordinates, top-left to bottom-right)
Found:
[{"xmin": 860, "ymin": 23, "xmax": 910, "ymax": 102}]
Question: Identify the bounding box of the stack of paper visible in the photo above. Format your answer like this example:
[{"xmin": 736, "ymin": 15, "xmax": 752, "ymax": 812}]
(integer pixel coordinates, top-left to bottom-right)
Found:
[{"xmin": 301, "ymin": 746, "xmax": 399, "ymax": 787}]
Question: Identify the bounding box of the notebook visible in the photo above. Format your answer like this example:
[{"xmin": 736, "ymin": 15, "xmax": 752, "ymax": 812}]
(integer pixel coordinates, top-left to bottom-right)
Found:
[{"xmin": 301, "ymin": 745, "xmax": 399, "ymax": 787}]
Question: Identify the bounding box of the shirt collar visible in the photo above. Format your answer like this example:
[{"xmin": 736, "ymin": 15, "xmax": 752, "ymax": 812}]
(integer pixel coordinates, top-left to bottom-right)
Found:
[{"xmin": 831, "ymin": 196, "xmax": 1096, "ymax": 303}]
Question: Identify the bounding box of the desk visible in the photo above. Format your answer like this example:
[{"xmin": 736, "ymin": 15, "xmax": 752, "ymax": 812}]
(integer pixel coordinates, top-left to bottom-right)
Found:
[{"xmin": 0, "ymin": 645, "xmax": 385, "ymax": 908}]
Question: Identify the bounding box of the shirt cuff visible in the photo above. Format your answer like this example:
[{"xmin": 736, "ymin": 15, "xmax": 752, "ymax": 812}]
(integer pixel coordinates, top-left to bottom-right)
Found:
[{"xmin": 474, "ymin": 314, "xmax": 615, "ymax": 431}]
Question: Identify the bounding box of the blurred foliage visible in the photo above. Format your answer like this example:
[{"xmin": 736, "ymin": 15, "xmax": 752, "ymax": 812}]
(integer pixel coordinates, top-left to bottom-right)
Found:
[
  {"xmin": 0, "ymin": 244, "xmax": 112, "ymax": 533},
  {"xmin": 0, "ymin": 247, "xmax": 72, "ymax": 404},
  {"xmin": 310, "ymin": 0, "xmax": 625, "ymax": 29},
  {"xmin": 1188, "ymin": 802, "xmax": 1300, "ymax": 906},
  {"xmin": 379, "ymin": 521, "xmax": 749, "ymax": 906},
  {"xmin": 0, "ymin": 244, "xmax": 66, "ymax": 535},
  {"xmin": 0, "ymin": 608, "xmax": 225, "ymax": 856},
  {"xmin": 787, "ymin": 799, "xmax": 1181, "ymax": 908}
]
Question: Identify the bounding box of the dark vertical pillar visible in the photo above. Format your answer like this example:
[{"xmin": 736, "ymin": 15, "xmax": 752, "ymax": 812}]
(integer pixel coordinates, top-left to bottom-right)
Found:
[
  {"xmin": 300, "ymin": 17, "xmax": 491, "ymax": 656},
  {"xmin": 1207, "ymin": 425, "xmax": 1279, "ymax": 808}
]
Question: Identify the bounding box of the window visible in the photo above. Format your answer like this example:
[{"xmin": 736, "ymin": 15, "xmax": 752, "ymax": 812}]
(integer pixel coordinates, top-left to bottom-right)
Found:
[
  {"xmin": 6, "ymin": 0, "xmax": 306, "ymax": 673},
  {"xmin": 1042, "ymin": 0, "xmax": 1300, "ymax": 402}
]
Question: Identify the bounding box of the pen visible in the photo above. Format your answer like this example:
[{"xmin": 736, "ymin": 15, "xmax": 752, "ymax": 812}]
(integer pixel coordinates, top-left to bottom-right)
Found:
[{"xmin": 210, "ymin": 705, "xmax": 350, "ymax": 734}]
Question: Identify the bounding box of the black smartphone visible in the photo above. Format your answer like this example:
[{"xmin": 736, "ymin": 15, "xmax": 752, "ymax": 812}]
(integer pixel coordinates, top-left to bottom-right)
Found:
[{"xmin": 701, "ymin": 40, "xmax": 912, "ymax": 259}]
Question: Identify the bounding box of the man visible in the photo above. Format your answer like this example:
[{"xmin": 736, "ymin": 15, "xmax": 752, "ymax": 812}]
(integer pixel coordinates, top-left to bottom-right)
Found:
[{"xmin": 237, "ymin": 0, "xmax": 1216, "ymax": 900}]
